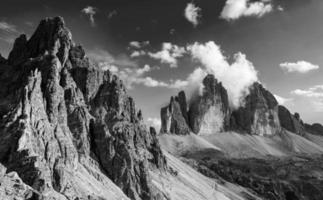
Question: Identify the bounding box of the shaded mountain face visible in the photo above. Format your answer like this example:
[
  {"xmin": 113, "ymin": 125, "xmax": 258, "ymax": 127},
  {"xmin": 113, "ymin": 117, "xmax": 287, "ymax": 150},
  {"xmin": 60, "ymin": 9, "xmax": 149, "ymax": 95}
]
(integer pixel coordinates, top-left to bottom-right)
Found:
[
  {"xmin": 189, "ymin": 74, "xmax": 231, "ymax": 135},
  {"xmin": 160, "ymin": 92, "xmax": 191, "ymax": 135},
  {"xmin": 161, "ymin": 75, "xmax": 283, "ymax": 136},
  {"xmin": 305, "ymin": 123, "xmax": 323, "ymax": 136},
  {"xmin": 230, "ymin": 82, "xmax": 281, "ymax": 136},
  {"xmin": 160, "ymin": 74, "xmax": 230, "ymax": 135},
  {"xmin": 278, "ymin": 105, "xmax": 306, "ymax": 136},
  {"xmin": 0, "ymin": 17, "xmax": 166, "ymax": 200}
]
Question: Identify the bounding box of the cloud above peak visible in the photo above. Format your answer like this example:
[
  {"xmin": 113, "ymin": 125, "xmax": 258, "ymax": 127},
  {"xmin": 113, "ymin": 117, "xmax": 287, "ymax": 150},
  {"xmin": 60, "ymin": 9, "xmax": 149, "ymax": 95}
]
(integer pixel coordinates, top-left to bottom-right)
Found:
[
  {"xmin": 220, "ymin": 0, "xmax": 273, "ymax": 21},
  {"xmin": 81, "ymin": 6, "xmax": 97, "ymax": 26},
  {"xmin": 187, "ymin": 41, "xmax": 259, "ymax": 108},
  {"xmin": 280, "ymin": 61, "xmax": 319, "ymax": 73},
  {"xmin": 184, "ymin": 3, "xmax": 202, "ymax": 27}
]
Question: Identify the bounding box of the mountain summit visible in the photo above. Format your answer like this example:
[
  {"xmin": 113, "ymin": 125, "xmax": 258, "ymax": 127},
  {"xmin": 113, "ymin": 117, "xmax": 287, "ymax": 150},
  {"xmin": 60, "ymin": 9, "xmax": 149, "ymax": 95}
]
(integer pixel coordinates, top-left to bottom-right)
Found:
[{"xmin": 0, "ymin": 16, "xmax": 167, "ymax": 200}]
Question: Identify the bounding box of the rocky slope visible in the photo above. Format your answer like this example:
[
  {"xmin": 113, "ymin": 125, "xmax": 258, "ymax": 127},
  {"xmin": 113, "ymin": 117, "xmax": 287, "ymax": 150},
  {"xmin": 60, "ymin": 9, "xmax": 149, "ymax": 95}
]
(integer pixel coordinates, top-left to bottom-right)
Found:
[{"xmin": 0, "ymin": 16, "xmax": 166, "ymax": 200}]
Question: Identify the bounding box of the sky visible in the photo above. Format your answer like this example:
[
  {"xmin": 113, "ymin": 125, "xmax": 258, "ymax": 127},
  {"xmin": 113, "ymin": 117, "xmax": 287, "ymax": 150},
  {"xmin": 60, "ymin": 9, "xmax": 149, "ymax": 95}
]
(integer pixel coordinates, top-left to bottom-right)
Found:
[{"xmin": 1, "ymin": 0, "xmax": 323, "ymax": 130}]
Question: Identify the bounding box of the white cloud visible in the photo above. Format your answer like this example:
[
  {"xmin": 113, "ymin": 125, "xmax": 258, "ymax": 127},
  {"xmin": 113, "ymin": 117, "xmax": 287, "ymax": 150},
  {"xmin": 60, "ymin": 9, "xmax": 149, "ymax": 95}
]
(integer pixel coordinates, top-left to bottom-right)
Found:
[
  {"xmin": 130, "ymin": 50, "xmax": 146, "ymax": 58},
  {"xmin": 277, "ymin": 6, "xmax": 284, "ymax": 11},
  {"xmin": 274, "ymin": 94, "xmax": 292, "ymax": 105},
  {"xmin": 220, "ymin": 0, "xmax": 273, "ymax": 21},
  {"xmin": 187, "ymin": 41, "xmax": 258, "ymax": 108},
  {"xmin": 291, "ymin": 85, "xmax": 323, "ymax": 112},
  {"xmin": 292, "ymin": 85, "xmax": 323, "ymax": 98},
  {"xmin": 0, "ymin": 21, "xmax": 17, "ymax": 33},
  {"xmin": 184, "ymin": 3, "xmax": 202, "ymax": 27},
  {"xmin": 148, "ymin": 42, "xmax": 186, "ymax": 68},
  {"xmin": 129, "ymin": 41, "xmax": 150, "ymax": 49},
  {"xmin": 280, "ymin": 61, "xmax": 319, "ymax": 73},
  {"xmin": 81, "ymin": 6, "xmax": 97, "ymax": 26},
  {"xmin": 147, "ymin": 117, "xmax": 161, "ymax": 131}
]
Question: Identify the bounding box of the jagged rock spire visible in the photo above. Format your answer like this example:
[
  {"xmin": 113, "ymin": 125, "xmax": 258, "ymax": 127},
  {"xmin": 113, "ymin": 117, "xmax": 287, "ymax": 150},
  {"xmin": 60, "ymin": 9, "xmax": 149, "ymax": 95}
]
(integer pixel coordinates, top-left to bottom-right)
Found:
[
  {"xmin": 188, "ymin": 74, "xmax": 230, "ymax": 135},
  {"xmin": 0, "ymin": 17, "xmax": 166, "ymax": 200},
  {"xmin": 8, "ymin": 16, "xmax": 72, "ymax": 66},
  {"xmin": 230, "ymin": 82, "xmax": 281, "ymax": 136},
  {"xmin": 160, "ymin": 92, "xmax": 191, "ymax": 135}
]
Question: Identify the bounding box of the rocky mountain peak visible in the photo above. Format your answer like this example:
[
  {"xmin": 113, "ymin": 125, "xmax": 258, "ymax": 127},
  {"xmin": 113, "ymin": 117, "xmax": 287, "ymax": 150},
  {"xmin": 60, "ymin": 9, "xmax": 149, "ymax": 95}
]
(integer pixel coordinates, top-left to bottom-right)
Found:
[
  {"xmin": 0, "ymin": 17, "xmax": 166, "ymax": 200},
  {"xmin": 160, "ymin": 91, "xmax": 191, "ymax": 135},
  {"xmin": 8, "ymin": 16, "xmax": 72, "ymax": 66},
  {"xmin": 278, "ymin": 105, "xmax": 305, "ymax": 136},
  {"xmin": 230, "ymin": 82, "xmax": 281, "ymax": 135},
  {"xmin": 188, "ymin": 74, "xmax": 230, "ymax": 135}
]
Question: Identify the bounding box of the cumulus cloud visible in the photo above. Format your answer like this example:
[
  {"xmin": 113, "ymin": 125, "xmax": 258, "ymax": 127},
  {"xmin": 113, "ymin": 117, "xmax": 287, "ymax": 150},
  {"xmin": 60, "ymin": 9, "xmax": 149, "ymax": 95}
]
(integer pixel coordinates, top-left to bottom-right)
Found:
[
  {"xmin": 184, "ymin": 3, "xmax": 202, "ymax": 27},
  {"xmin": 129, "ymin": 41, "xmax": 150, "ymax": 49},
  {"xmin": 101, "ymin": 63, "xmax": 168, "ymax": 88},
  {"xmin": 292, "ymin": 85, "xmax": 323, "ymax": 98},
  {"xmin": 187, "ymin": 41, "xmax": 258, "ymax": 108},
  {"xmin": 277, "ymin": 6, "xmax": 284, "ymax": 11},
  {"xmin": 147, "ymin": 117, "xmax": 161, "ymax": 131},
  {"xmin": 81, "ymin": 6, "xmax": 97, "ymax": 26},
  {"xmin": 291, "ymin": 85, "xmax": 323, "ymax": 112},
  {"xmin": 274, "ymin": 94, "xmax": 293, "ymax": 105},
  {"xmin": 280, "ymin": 61, "xmax": 319, "ymax": 73},
  {"xmin": 147, "ymin": 43, "xmax": 186, "ymax": 68},
  {"xmin": 220, "ymin": 0, "xmax": 273, "ymax": 21}
]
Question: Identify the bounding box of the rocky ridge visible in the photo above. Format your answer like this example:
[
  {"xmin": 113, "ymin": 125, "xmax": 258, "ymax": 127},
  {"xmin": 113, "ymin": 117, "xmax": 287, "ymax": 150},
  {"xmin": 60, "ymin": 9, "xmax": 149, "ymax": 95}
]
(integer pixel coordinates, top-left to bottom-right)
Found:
[
  {"xmin": 0, "ymin": 17, "xmax": 166, "ymax": 200},
  {"xmin": 161, "ymin": 75, "xmax": 285, "ymax": 136},
  {"xmin": 230, "ymin": 82, "xmax": 281, "ymax": 136},
  {"xmin": 160, "ymin": 74, "xmax": 231, "ymax": 135}
]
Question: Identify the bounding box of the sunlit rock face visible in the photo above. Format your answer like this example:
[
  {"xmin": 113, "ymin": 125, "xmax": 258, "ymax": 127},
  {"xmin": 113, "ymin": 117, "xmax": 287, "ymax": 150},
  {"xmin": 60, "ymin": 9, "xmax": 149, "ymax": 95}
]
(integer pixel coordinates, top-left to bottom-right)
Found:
[
  {"xmin": 160, "ymin": 91, "xmax": 191, "ymax": 135},
  {"xmin": 230, "ymin": 82, "xmax": 281, "ymax": 136},
  {"xmin": 278, "ymin": 105, "xmax": 306, "ymax": 136},
  {"xmin": 188, "ymin": 74, "xmax": 230, "ymax": 135},
  {"xmin": 0, "ymin": 16, "xmax": 166, "ymax": 200}
]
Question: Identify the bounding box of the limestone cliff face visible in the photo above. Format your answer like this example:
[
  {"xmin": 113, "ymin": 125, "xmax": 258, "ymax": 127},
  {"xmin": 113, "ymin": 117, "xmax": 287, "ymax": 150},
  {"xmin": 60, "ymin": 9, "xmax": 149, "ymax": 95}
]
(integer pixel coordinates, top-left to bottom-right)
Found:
[
  {"xmin": 188, "ymin": 74, "xmax": 230, "ymax": 135},
  {"xmin": 278, "ymin": 105, "xmax": 306, "ymax": 136},
  {"xmin": 160, "ymin": 91, "xmax": 191, "ymax": 135},
  {"xmin": 0, "ymin": 17, "xmax": 166, "ymax": 200},
  {"xmin": 230, "ymin": 82, "xmax": 281, "ymax": 136},
  {"xmin": 160, "ymin": 74, "xmax": 230, "ymax": 135}
]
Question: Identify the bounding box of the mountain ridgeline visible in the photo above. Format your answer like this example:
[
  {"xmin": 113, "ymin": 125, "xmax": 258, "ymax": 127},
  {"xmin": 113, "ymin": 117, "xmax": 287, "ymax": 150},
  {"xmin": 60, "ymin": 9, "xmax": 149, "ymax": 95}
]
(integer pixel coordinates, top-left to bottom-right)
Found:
[
  {"xmin": 1, "ymin": 16, "xmax": 323, "ymax": 200},
  {"xmin": 0, "ymin": 17, "xmax": 167, "ymax": 200},
  {"xmin": 160, "ymin": 74, "xmax": 323, "ymax": 137}
]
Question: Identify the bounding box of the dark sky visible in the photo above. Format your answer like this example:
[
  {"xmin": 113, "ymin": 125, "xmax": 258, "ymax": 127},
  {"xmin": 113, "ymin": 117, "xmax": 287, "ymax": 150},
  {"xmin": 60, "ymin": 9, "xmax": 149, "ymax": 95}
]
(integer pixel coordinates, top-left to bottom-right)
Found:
[{"xmin": 1, "ymin": 0, "xmax": 323, "ymax": 128}]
